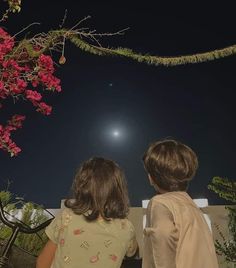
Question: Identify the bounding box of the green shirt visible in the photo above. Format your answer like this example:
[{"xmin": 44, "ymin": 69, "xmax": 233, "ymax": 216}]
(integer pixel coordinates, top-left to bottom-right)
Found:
[{"xmin": 46, "ymin": 208, "xmax": 136, "ymax": 268}]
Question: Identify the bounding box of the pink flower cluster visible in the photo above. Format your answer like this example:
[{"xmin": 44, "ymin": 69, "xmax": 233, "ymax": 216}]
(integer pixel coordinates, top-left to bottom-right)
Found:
[
  {"xmin": 0, "ymin": 27, "xmax": 62, "ymax": 156},
  {"xmin": 0, "ymin": 115, "xmax": 25, "ymax": 156},
  {"xmin": 0, "ymin": 28, "xmax": 14, "ymax": 61}
]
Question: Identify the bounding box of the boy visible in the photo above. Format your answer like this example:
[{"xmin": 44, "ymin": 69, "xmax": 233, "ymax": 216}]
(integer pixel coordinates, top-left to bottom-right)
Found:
[{"xmin": 142, "ymin": 139, "xmax": 219, "ymax": 268}]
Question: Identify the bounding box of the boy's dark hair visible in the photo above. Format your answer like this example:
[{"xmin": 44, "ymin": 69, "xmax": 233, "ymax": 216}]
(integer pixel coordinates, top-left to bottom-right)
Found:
[
  {"xmin": 65, "ymin": 157, "xmax": 130, "ymax": 221},
  {"xmin": 143, "ymin": 139, "xmax": 198, "ymax": 191}
]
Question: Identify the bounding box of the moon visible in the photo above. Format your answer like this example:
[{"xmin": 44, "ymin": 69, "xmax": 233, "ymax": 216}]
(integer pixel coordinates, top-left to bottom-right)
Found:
[{"xmin": 112, "ymin": 130, "xmax": 120, "ymax": 137}]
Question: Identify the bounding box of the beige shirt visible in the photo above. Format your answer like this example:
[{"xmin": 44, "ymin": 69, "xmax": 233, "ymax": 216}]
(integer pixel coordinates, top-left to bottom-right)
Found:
[
  {"xmin": 46, "ymin": 208, "xmax": 137, "ymax": 268},
  {"xmin": 142, "ymin": 192, "xmax": 219, "ymax": 268}
]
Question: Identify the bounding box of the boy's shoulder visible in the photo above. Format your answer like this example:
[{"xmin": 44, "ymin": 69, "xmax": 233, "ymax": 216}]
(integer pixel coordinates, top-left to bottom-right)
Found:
[
  {"xmin": 151, "ymin": 191, "xmax": 178, "ymax": 201},
  {"xmin": 150, "ymin": 191, "xmax": 193, "ymax": 207}
]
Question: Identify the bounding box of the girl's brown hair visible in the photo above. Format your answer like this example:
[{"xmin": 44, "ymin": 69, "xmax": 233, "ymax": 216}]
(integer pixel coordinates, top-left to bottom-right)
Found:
[
  {"xmin": 65, "ymin": 157, "xmax": 130, "ymax": 221},
  {"xmin": 143, "ymin": 139, "xmax": 198, "ymax": 191}
]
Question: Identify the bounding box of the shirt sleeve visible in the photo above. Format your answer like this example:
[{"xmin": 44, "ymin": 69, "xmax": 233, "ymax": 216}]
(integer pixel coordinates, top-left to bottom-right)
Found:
[
  {"xmin": 144, "ymin": 201, "xmax": 178, "ymax": 268},
  {"xmin": 125, "ymin": 220, "xmax": 138, "ymax": 257},
  {"xmin": 45, "ymin": 210, "xmax": 63, "ymax": 244}
]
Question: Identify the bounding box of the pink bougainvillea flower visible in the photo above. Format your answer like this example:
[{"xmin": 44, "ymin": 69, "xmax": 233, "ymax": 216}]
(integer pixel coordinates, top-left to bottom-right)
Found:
[
  {"xmin": 25, "ymin": 89, "xmax": 42, "ymax": 102},
  {"xmin": 36, "ymin": 102, "xmax": 52, "ymax": 115},
  {"xmin": 0, "ymin": 28, "xmax": 62, "ymax": 156},
  {"xmin": 0, "ymin": 114, "xmax": 25, "ymax": 156}
]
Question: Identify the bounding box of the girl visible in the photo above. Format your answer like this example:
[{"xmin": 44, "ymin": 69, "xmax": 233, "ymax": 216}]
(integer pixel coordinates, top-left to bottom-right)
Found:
[
  {"xmin": 37, "ymin": 157, "xmax": 137, "ymax": 268},
  {"xmin": 142, "ymin": 139, "xmax": 219, "ymax": 268}
]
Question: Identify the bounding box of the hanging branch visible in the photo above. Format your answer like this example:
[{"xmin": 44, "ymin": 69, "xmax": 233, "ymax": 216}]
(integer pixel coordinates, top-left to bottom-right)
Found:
[
  {"xmin": 17, "ymin": 27, "xmax": 236, "ymax": 67},
  {"xmin": 67, "ymin": 37, "xmax": 236, "ymax": 66}
]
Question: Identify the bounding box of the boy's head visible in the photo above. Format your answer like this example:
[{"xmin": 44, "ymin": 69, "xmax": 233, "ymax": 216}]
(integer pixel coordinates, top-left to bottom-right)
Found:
[{"xmin": 142, "ymin": 139, "xmax": 198, "ymax": 192}]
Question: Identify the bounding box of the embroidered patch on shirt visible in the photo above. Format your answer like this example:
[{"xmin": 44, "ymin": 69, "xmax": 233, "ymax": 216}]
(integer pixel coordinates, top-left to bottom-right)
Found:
[
  {"xmin": 60, "ymin": 238, "xmax": 65, "ymax": 246},
  {"xmin": 80, "ymin": 241, "xmax": 90, "ymax": 250},
  {"xmin": 104, "ymin": 240, "xmax": 112, "ymax": 248},
  {"xmin": 89, "ymin": 252, "xmax": 100, "ymax": 263},
  {"xmin": 73, "ymin": 228, "xmax": 84, "ymax": 235},
  {"xmin": 63, "ymin": 256, "xmax": 70, "ymax": 263},
  {"xmin": 109, "ymin": 254, "xmax": 118, "ymax": 262},
  {"xmin": 64, "ymin": 213, "xmax": 72, "ymax": 226}
]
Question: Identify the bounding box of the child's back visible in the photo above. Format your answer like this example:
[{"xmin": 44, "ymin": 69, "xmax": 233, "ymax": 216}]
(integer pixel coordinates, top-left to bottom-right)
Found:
[
  {"xmin": 37, "ymin": 157, "xmax": 137, "ymax": 268},
  {"xmin": 46, "ymin": 207, "xmax": 136, "ymax": 268},
  {"xmin": 142, "ymin": 139, "xmax": 219, "ymax": 268},
  {"xmin": 143, "ymin": 191, "xmax": 218, "ymax": 268}
]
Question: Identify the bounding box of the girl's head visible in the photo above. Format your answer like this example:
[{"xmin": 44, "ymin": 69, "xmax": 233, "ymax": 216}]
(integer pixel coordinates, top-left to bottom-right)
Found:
[
  {"xmin": 143, "ymin": 139, "xmax": 198, "ymax": 192},
  {"xmin": 65, "ymin": 157, "xmax": 130, "ymax": 221}
]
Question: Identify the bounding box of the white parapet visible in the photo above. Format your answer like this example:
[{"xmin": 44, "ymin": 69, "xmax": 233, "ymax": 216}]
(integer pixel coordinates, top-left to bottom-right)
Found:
[{"xmin": 193, "ymin": 198, "xmax": 212, "ymax": 232}]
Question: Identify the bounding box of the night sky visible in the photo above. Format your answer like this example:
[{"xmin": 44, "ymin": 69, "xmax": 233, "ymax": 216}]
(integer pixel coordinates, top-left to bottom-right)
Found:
[{"xmin": 0, "ymin": 1, "xmax": 235, "ymax": 208}]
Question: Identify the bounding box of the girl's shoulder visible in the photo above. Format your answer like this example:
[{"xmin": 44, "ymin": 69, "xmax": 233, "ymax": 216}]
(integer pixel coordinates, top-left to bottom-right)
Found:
[
  {"xmin": 112, "ymin": 218, "xmax": 135, "ymax": 233},
  {"xmin": 58, "ymin": 207, "xmax": 86, "ymax": 226}
]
